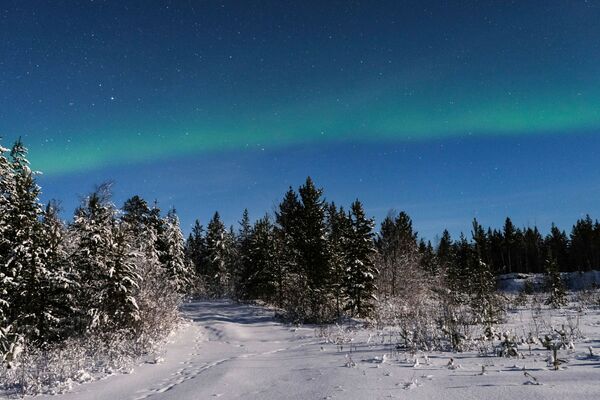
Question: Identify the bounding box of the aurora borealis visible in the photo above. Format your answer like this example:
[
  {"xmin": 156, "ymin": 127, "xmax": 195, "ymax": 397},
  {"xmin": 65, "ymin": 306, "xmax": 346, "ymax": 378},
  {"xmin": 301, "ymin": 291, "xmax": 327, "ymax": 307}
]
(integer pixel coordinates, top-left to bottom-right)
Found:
[{"xmin": 2, "ymin": 1, "xmax": 600, "ymax": 238}]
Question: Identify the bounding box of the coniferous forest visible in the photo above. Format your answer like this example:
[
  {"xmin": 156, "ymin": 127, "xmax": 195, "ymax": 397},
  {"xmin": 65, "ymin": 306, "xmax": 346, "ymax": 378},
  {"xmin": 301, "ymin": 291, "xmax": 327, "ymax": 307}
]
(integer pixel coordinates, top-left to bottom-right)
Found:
[{"xmin": 2, "ymin": 139, "xmax": 600, "ymax": 392}]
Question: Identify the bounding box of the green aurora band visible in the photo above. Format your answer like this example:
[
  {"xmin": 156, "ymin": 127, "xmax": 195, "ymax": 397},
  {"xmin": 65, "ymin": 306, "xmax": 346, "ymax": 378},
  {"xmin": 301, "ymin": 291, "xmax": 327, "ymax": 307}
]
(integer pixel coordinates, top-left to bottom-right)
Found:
[{"xmin": 27, "ymin": 79, "xmax": 600, "ymax": 175}]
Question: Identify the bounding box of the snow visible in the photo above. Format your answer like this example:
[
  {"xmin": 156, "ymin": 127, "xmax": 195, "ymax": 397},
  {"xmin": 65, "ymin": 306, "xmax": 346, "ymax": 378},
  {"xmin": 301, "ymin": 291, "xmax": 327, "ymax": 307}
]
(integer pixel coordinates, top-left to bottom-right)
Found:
[
  {"xmin": 497, "ymin": 270, "xmax": 600, "ymax": 293},
  {"xmin": 30, "ymin": 299, "xmax": 600, "ymax": 400}
]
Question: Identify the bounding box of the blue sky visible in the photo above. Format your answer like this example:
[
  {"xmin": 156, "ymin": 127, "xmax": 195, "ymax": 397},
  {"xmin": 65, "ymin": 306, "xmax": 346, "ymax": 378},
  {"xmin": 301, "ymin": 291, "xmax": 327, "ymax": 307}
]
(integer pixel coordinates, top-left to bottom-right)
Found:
[{"xmin": 2, "ymin": 0, "xmax": 600, "ymax": 240}]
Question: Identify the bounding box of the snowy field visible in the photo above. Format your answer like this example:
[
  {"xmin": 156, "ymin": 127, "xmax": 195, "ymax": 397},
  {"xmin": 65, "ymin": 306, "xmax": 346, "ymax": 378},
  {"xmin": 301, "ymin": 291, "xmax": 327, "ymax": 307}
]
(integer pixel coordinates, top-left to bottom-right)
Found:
[{"xmin": 23, "ymin": 299, "xmax": 599, "ymax": 400}]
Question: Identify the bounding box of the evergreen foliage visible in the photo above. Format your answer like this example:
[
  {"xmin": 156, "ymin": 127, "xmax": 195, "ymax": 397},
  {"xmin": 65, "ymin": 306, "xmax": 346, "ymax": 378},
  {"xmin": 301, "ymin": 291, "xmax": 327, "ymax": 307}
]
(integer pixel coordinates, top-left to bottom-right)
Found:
[
  {"xmin": 343, "ymin": 200, "xmax": 377, "ymax": 317},
  {"xmin": 0, "ymin": 138, "xmax": 190, "ymax": 368}
]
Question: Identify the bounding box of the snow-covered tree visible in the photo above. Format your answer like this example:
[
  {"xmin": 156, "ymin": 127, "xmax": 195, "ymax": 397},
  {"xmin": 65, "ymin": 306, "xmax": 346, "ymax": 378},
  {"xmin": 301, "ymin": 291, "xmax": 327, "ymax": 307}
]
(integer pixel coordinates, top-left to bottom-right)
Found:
[
  {"xmin": 0, "ymin": 140, "xmax": 18, "ymax": 366},
  {"xmin": 4, "ymin": 140, "xmax": 49, "ymax": 347},
  {"xmin": 161, "ymin": 210, "xmax": 193, "ymax": 295},
  {"xmin": 202, "ymin": 212, "xmax": 233, "ymax": 297},
  {"xmin": 36, "ymin": 201, "xmax": 78, "ymax": 343},
  {"xmin": 121, "ymin": 196, "xmax": 180, "ymax": 345},
  {"xmin": 469, "ymin": 258, "xmax": 503, "ymax": 327},
  {"xmin": 344, "ymin": 200, "xmax": 377, "ymax": 317},
  {"xmin": 70, "ymin": 184, "xmax": 140, "ymax": 333}
]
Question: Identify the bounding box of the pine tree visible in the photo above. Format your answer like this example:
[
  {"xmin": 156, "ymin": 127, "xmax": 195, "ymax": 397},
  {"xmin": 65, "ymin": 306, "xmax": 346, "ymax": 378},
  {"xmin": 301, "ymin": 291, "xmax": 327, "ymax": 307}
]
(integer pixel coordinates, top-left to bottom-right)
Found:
[{"xmin": 344, "ymin": 200, "xmax": 377, "ymax": 317}]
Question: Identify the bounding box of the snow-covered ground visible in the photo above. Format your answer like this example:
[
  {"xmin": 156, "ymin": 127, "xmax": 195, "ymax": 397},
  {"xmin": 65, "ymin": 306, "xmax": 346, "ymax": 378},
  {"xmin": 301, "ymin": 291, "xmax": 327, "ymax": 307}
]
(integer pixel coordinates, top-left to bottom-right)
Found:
[{"xmin": 32, "ymin": 300, "xmax": 600, "ymax": 400}]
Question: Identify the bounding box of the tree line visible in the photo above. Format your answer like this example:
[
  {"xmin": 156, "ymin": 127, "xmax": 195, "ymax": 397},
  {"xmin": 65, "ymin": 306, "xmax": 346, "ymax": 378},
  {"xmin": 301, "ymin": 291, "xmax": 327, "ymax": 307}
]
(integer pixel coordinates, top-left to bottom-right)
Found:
[{"xmin": 187, "ymin": 178, "xmax": 600, "ymax": 323}]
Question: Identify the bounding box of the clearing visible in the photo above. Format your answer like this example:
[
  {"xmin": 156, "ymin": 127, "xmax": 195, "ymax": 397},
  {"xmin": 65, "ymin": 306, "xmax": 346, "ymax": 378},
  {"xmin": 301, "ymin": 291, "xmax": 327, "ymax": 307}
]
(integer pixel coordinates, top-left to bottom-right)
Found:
[{"xmin": 37, "ymin": 300, "xmax": 600, "ymax": 400}]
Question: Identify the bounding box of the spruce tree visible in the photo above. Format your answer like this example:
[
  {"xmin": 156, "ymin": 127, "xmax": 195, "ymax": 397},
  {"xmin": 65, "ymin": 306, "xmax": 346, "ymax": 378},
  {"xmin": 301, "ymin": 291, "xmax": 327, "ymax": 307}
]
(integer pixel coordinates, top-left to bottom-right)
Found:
[
  {"xmin": 296, "ymin": 177, "xmax": 332, "ymax": 321},
  {"xmin": 469, "ymin": 257, "xmax": 502, "ymax": 327},
  {"xmin": 235, "ymin": 209, "xmax": 253, "ymax": 300},
  {"xmin": 204, "ymin": 212, "xmax": 231, "ymax": 297},
  {"xmin": 375, "ymin": 211, "xmax": 420, "ymax": 298},
  {"xmin": 545, "ymin": 224, "xmax": 569, "ymax": 272},
  {"xmin": 4, "ymin": 140, "xmax": 49, "ymax": 345},
  {"xmin": 327, "ymin": 203, "xmax": 351, "ymax": 318},
  {"xmin": 436, "ymin": 229, "xmax": 454, "ymax": 273},
  {"xmin": 344, "ymin": 200, "xmax": 377, "ymax": 317},
  {"xmin": 122, "ymin": 196, "xmax": 180, "ymax": 341},
  {"xmin": 37, "ymin": 201, "xmax": 77, "ymax": 343},
  {"xmin": 161, "ymin": 210, "xmax": 193, "ymax": 295},
  {"xmin": 246, "ymin": 215, "xmax": 279, "ymax": 303},
  {"xmin": 0, "ymin": 140, "xmax": 19, "ymax": 365},
  {"xmin": 275, "ymin": 188, "xmax": 302, "ymax": 311},
  {"xmin": 419, "ymin": 239, "xmax": 437, "ymax": 275},
  {"xmin": 70, "ymin": 184, "xmax": 140, "ymax": 333},
  {"xmin": 185, "ymin": 220, "xmax": 206, "ymax": 278}
]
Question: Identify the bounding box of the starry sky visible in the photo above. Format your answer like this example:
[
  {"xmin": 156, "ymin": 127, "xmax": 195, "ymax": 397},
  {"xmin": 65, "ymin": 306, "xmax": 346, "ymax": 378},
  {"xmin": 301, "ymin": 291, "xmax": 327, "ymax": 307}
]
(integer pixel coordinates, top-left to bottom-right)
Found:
[{"xmin": 2, "ymin": 0, "xmax": 600, "ymax": 240}]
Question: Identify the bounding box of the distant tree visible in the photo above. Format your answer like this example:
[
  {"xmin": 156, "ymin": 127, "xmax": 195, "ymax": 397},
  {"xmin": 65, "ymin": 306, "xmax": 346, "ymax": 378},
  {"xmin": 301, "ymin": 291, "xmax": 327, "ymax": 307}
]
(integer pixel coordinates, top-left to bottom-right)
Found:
[
  {"xmin": 436, "ymin": 229, "xmax": 454, "ymax": 273},
  {"xmin": 570, "ymin": 215, "xmax": 596, "ymax": 272},
  {"xmin": 471, "ymin": 218, "xmax": 490, "ymax": 265},
  {"xmin": 523, "ymin": 227, "xmax": 544, "ymax": 274},
  {"xmin": 502, "ymin": 217, "xmax": 517, "ymax": 273},
  {"xmin": 418, "ymin": 239, "xmax": 437, "ymax": 275},
  {"xmin": 544, "ymin": 224, "xmax": 573, "ymax": 272}
]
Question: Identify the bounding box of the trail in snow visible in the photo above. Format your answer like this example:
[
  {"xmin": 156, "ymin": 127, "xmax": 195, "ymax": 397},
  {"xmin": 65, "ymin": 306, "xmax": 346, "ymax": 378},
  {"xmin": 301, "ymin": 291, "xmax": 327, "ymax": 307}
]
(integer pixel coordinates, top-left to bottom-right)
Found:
[{"xmin": 37, "ymin": 300, "xmax": 600, "ymax": 400}]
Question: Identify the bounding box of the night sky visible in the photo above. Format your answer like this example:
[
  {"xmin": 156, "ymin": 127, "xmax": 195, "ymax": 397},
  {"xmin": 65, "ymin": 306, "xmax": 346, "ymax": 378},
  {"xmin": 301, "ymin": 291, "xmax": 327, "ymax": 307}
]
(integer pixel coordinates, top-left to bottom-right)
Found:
[{"xmin": 2, "ymin": 0, "xmax": 600, "ymax": 240}]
